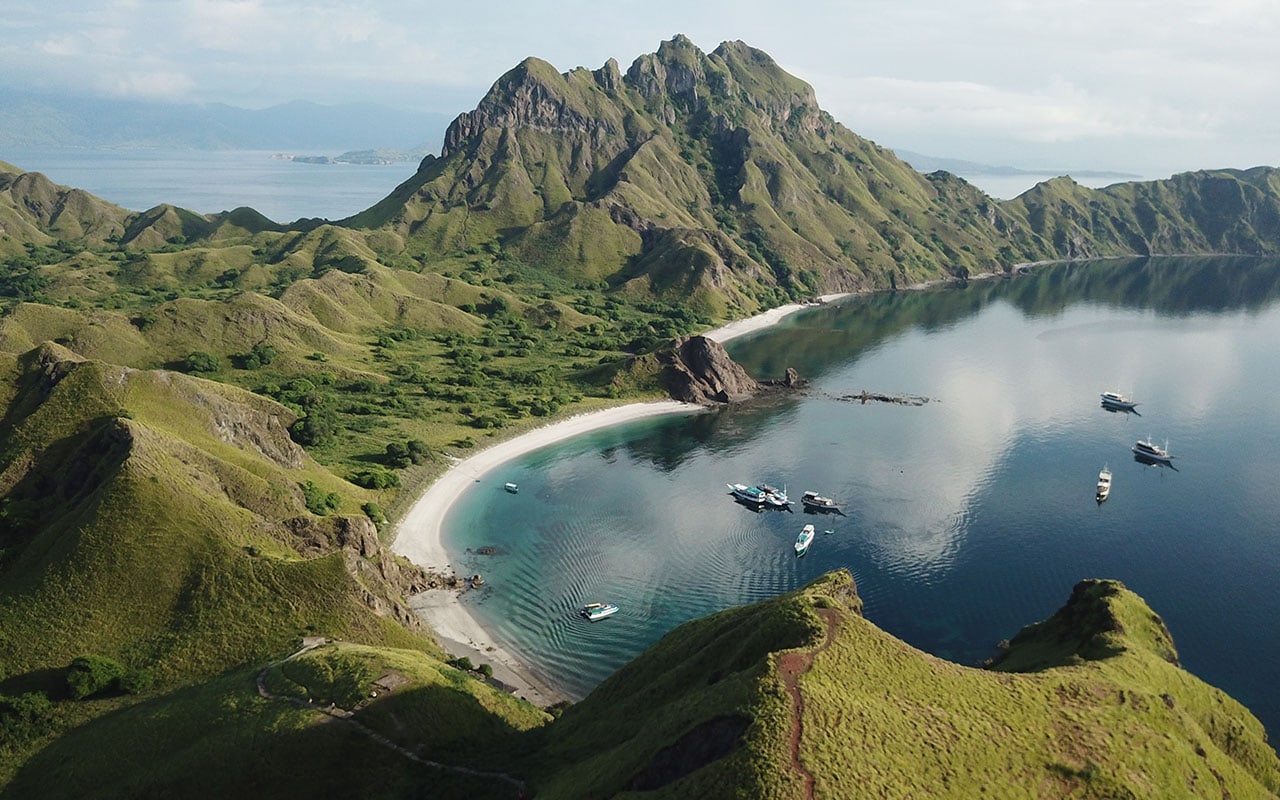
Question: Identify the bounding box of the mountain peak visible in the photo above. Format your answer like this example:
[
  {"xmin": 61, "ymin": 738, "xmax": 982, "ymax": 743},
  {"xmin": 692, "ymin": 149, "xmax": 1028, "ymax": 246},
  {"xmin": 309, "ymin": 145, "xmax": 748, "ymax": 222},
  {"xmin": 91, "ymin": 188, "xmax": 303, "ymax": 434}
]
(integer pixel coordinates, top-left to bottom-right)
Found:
[{"xmin": 441, "ymin": 54, "xmax": 612, "ymax": 157}]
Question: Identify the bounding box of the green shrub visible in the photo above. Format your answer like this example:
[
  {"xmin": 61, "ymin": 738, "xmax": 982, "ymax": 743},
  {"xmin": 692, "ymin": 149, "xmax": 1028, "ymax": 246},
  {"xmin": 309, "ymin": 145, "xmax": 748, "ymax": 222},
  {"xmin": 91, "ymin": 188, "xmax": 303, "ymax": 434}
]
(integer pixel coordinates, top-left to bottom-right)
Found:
[
  {"xmin": 477, "ymin": 663, "xmax": 494, "ymax": 678},
  {"xmin": 234, "ymin": 343, "xmax": 278, "ymax": 370},
  {"xmin": 407, "ymin": 439, "xmax": 430, "ymax": 464},
  {"xmin": 289, "ymin": 407, "xmax": 338, "ymax": 446},
  {"xmin": 66, "ymin": 655, "xmax": 128, "ymax": 699},
  {"xmin": 182, "ymin": 351, "xmax": 220, "ymax": 373},
  {"xmin": 118, "ymin": 668, "xmax": 154, "ymax": 694},
  {"xmin": 0, "ymin": 692, "xmax": 54, "ymax": 743},
  {"xmin": 385, "ymin": 442, "xmax": 412, "ymax": 468},
  {"xmin": 351, "ymin": 468, "xmax": 399, "ymax": 490},
  {"xmin": 300, "ymin": 481, "xmax": 341, "ymax": 515},
  {"xmin": 360, "ymin": 502, "xmax": 386, "ymax": 524},
  {"xmin": 448, "ymin": 656, "xmax": 474, "ymax": 672}
]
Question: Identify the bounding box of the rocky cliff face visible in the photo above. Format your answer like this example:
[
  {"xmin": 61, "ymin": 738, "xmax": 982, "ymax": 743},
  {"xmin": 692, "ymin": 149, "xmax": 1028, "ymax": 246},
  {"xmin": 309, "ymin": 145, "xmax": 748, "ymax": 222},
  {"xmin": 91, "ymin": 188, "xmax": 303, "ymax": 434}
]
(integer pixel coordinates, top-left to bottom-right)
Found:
[
  {"xmin": 282, "ymin": 513, "xmax": 446, "ymax": 631},
  {"xmin": 655, "ymin": 335, "xmax": 760, "ymax": 403}
]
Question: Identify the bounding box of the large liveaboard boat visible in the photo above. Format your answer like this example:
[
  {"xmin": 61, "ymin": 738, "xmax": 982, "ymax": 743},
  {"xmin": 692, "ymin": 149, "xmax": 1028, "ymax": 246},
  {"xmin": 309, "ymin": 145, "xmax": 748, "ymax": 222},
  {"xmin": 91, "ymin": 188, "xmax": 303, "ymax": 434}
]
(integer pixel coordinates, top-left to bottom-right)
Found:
[
  {"xmin": 801, "ymin": 490, "xmax": 843, "ymax": 512},
  {"xmin": 1095, "ymin": 467, "xmax": 1112, "ymax": 502},
  {"xmin": 1100, "ymin": 391, "xmax": 1139, "ymax": 410},
  {"xmin": 1132, "ymin": 438, "xmax": 1173, "ymax": 462},
  {"xmin": 727, "ymin": 483, "xmax": 767, "ymax": 505}
]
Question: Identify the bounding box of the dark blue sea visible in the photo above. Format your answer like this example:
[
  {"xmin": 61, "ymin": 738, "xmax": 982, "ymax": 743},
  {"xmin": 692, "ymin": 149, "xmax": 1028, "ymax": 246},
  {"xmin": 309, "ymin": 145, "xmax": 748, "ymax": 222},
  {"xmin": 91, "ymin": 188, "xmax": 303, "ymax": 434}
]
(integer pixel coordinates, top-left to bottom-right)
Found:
[{"xmin": 444, "ymin": 256, "xmax": 1280, "ymax": 738}]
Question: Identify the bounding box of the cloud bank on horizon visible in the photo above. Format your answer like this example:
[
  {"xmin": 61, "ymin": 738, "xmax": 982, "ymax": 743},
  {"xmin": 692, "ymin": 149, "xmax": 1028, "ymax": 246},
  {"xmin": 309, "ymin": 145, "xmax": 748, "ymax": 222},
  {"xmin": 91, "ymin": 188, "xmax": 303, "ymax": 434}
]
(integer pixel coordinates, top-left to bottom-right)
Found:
[{"xmin": 2, "ymin": 0, "xmax": 1276, "ymax": 174}]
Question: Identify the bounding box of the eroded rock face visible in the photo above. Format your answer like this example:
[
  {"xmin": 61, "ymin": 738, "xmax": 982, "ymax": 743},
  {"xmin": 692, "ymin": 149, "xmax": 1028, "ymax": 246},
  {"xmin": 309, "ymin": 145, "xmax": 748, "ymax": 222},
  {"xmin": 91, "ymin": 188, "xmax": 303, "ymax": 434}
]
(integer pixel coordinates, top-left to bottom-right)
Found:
[
  {"xmin": 658, "ymin": 335, "xmax": 760, "ymax": 404},
  {"xmin": 282, "ymin": 514, "xmax": 449, "ymax": 631},
  {"xmin": 442, "ymin": 57, "xmax": 623, "ymax": 157}
]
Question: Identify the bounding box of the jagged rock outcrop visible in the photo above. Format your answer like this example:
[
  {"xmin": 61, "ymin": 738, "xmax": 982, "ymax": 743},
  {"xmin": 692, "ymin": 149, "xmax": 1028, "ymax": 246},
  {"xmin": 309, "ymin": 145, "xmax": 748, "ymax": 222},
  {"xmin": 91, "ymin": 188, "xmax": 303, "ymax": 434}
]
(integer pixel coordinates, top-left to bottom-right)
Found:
[{"xmin": 656, "ymin": 335, "xmax": 760, "ymax": 403}]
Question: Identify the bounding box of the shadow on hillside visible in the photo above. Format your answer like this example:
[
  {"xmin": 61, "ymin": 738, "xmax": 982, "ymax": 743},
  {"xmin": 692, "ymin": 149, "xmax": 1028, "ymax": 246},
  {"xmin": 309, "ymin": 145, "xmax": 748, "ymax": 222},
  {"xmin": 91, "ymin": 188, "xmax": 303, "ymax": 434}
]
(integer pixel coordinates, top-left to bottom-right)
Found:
[
  {"xmin": 0, "ymin": 667, "xmax": 68, "ymax": 700},
  {"xmin": 2, "ymin": 670, "xmax": 528, "ymax": 800}
]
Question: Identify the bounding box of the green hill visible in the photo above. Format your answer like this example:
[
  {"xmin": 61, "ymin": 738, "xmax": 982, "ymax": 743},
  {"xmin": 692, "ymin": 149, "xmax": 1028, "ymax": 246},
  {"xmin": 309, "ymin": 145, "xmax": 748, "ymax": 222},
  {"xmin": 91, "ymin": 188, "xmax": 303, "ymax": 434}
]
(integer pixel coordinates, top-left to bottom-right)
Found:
[{"xmin": 5, "ymin": 572, "xmax": 1275, "ymax": 798}]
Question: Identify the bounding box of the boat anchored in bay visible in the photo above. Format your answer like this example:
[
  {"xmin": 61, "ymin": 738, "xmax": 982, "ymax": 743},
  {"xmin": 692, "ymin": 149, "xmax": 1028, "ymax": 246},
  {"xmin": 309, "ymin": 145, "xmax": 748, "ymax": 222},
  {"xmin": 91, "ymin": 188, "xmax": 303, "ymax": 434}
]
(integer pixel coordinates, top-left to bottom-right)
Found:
[
  {"xmin": 800, "ymin": 490, "xmax": 844, "ymax": 514},
  {"xmin": 1132, "ymin": 437, "xmax": 1173, "ymax": 463},
  {"xmin": 1096, "ymin": 466, "xmax": 1112, "ymax": 503},
  {"xmin": 1100, "ymin": 390, "xmax": 1139, "ymax": 410},
  {"xmin": 794, "ymin": 524, "xmax": 815, "ymax": 557},
  {"xmin": 580, "ymin": 602, "xmax": 619, "ymax": 622},
  {"xmin": 727, "ymin": 483, "xmax": 767, "ymax": 506},
  {"xmin": 756, "ymin": 483, "xmax": 791, "ymax": 509}
]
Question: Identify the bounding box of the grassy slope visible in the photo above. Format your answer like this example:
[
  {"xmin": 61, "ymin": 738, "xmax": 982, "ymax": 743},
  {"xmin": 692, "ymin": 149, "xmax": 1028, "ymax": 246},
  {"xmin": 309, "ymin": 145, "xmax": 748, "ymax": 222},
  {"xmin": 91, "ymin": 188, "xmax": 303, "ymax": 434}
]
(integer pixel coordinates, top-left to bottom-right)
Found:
[
  {"xmin": 520, "ymin": 571, "xmax": 1276, "ymax": 798},
  {"xmin": 3, "ymin": 643, "xmax": 547, "ymax": 800},
  {"xmin": 800, "ymin": 576, "xmax": 1279, "ymax": 798},
  {"xmin": 0, "ymin": 346, "xmax": 441, "ymax": 784}
]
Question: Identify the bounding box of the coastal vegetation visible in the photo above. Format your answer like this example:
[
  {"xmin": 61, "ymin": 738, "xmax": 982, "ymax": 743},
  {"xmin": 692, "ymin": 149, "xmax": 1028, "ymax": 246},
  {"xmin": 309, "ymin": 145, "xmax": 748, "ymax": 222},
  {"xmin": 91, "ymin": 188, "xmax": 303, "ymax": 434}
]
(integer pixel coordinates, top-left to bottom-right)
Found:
[{"xmin": 2, "ymin": 35, "xmax": 1280, "ymax": 797}]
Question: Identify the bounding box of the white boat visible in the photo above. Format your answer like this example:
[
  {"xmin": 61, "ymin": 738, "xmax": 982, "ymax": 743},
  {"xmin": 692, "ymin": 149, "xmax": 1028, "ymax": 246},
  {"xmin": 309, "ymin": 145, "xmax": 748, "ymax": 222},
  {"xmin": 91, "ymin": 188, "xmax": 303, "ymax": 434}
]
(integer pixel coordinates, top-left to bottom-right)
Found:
[
  {"xmin": 794, "ymin": 524, "xmax": 815, "ymax": 556},
  {"xmin": 1095, "ymin": 467, "xmax": 1112, "ymax": 502},
  {"xmin": 580, "ymin": 602, "xmax": 619, "ymax": 621},
  {"xmin": 727, "ymin": 483, "xmax": 766, "ymax": 505},
  {"xmin": 801, "ymin": 490, "xmax": 842, "ymax": 512},
  {"xmin": 503, "ymin": 482, "xmax": 519, "ymax": 494},
  {"xmin": 1132, "ymin": 437, "xmax": 1173, "ymax": 462},
  {"xmin": 1100, "ymin": 391, "xmax": 1139, "ymax": 410},
  {"xmin": 756, "ymin": 483, "xmax": 791, "ymax": 508}
]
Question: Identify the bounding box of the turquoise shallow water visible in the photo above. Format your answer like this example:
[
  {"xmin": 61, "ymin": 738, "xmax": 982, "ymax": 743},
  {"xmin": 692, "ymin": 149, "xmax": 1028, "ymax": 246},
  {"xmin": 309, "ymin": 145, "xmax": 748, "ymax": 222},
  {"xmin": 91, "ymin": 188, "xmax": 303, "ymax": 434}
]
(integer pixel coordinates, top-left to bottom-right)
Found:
[{"xmin": 444, "ymin": 256, "xmax": 1280, "ymax": 737}]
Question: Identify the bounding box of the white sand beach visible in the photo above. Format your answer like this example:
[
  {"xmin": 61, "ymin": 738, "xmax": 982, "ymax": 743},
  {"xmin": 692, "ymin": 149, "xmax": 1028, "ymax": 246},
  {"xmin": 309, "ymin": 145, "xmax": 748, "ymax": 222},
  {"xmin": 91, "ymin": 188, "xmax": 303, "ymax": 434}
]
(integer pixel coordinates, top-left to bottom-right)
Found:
[
  {"xmin": 703, "ymin": 293, "xmax": 849, "ymax": 343},
  {"xmin": 392, "ymin": 400, "xmax": 698, "ymax": 704}
]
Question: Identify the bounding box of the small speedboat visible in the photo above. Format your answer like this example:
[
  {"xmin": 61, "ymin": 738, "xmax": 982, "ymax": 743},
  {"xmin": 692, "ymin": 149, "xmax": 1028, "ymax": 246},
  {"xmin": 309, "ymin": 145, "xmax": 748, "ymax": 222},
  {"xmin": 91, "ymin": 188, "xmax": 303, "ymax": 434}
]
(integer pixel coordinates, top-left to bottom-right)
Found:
[
  {"xmin": 1095, "ymin": 467, "xmax": 1112, "ymax": 502},
  {"xmin": 503, "ymin": 482, "xmax": 519, "ymax": 494},
  {"xmin": 580, "ymin": 602, "xmax": 619, "ymax": 621},
  {"xmin": 794, "ymin": 524, "xmax": 815, "ymax": 557}
]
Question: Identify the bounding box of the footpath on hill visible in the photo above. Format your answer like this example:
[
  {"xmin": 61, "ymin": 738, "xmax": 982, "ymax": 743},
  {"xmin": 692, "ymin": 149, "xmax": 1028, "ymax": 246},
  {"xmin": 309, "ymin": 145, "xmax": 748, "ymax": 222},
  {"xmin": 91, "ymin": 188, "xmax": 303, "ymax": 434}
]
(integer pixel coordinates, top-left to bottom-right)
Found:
[
  {"xmin": 255, "ymin": 640, "xmax": 526, "ymax": 796},
  {"xmin": 777, "ymin": 608, "xmax": 840, "ymax": 800}
]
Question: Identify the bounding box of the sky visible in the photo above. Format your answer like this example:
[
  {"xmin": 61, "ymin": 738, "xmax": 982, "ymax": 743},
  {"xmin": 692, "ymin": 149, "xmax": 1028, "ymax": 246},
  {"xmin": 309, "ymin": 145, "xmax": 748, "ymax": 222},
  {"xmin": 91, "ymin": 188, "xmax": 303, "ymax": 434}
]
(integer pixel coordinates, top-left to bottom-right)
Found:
[{"xmin": 2, "ymin": 0, "xmax": 1277, "ymax": 175}]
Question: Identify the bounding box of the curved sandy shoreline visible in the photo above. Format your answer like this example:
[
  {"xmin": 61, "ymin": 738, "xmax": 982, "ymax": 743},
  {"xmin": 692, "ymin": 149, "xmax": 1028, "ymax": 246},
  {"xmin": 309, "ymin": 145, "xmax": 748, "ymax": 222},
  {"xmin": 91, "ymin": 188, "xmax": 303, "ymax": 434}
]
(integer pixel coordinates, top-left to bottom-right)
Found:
[
  {"xmin": 392, "ymin": 400, "xmax": 699, "ymax": 703},
  {"xmin": 391, "ymin": 295, "xmax": 850, "ymax": 705},
  {"xmin": 703, "ymin": 293, "xmax": 850, "ymax": 343}
]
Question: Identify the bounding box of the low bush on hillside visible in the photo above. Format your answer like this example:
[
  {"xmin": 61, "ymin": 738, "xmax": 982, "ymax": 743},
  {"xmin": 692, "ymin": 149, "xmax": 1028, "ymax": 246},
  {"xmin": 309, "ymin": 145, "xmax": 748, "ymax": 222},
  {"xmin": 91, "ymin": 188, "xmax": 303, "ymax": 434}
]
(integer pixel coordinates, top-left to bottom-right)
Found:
[
  {"xmin": 300, "ymin": 481, "xmax": 341, "ymax": 515},
  {"xmin": 65, "ymin": 655, "xmax": 152, "ymax": 700}
]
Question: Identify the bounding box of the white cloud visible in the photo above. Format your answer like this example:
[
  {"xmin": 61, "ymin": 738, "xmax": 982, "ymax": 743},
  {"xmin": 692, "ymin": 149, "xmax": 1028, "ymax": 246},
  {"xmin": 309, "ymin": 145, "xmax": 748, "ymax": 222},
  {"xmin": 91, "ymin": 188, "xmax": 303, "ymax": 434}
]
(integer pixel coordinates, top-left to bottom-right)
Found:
[
  {"xmin": 3, "ymin": 0, "xmax": 1280, "ymax": 170},
  {"xmin": 109, "ymin": 70, "xmax": 197, "ymax": 100},
  {"xmin": 823, "ymin": 74, "xmax": 1217, "ymax": 145}
]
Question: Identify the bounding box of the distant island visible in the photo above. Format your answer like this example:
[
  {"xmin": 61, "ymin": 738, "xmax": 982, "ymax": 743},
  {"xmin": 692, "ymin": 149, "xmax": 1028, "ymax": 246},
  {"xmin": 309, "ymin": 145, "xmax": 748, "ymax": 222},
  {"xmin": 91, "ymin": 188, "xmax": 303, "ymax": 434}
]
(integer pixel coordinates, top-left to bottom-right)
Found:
[
  {"xmin": 0, "ymin": 87, "xmax": 450, "ymax": 152},
  {"xmin": 272, "ymin": 147, "xmax": 432, "ymax": 166},
  {"xmin": 894, "ymin": 148, "xmax": 1141, "ymax": 180}
]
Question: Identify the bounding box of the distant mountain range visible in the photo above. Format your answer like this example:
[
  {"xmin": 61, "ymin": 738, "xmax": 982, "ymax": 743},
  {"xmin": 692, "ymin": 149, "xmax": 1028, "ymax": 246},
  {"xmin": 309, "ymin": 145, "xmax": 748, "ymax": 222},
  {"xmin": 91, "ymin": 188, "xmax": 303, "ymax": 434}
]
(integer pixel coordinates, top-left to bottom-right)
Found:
[
  {"xmin": 2, "ymin": 86, "xmax": 1139, "ymax": 185},
  {"xmin": 892, "ymin": 149, "xmax": 1140, "ymax": 180},
  {"xmin": 0, "ymin": 88, "xmax": 451, "ymax": 152}
]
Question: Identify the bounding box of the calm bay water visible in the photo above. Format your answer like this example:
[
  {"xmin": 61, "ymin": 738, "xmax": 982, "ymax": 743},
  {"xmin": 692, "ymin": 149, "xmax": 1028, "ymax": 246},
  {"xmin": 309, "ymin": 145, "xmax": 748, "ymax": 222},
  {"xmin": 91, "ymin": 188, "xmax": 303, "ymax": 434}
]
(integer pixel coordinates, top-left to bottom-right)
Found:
[
  {"xmin": 444, "ymin": 256, "xmax": 1280, "ymax": 737},
  {"xmin": 2, "ymin": 147, "xmax": 418, "ymax": 223}
]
